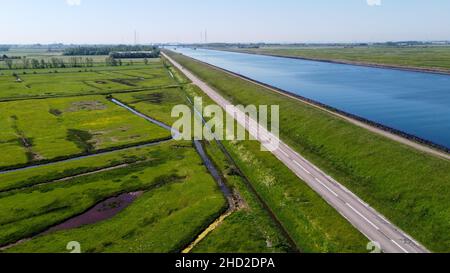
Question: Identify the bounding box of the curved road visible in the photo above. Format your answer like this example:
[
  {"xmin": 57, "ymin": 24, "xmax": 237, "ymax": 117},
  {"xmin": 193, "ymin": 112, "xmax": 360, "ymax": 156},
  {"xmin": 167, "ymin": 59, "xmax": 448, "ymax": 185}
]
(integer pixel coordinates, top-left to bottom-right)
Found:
[{"xmin": 162, "ymin": 52, "xmax": 430, "ymax": 253}]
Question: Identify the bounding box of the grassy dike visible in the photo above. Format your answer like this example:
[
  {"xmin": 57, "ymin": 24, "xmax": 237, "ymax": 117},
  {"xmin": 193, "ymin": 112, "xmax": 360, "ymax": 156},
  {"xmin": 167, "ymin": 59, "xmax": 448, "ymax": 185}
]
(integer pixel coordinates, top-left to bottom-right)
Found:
[
  {"xmin": 164, "ymin": 50, "xmax": 450, "ymax": 252},
  {"xmin": 181, "ymin": 83, "xmax": 368, "ymax": 253},
  {"xmin": 222, "ymin": 46, "xmax": 450, "ymax": 73}
]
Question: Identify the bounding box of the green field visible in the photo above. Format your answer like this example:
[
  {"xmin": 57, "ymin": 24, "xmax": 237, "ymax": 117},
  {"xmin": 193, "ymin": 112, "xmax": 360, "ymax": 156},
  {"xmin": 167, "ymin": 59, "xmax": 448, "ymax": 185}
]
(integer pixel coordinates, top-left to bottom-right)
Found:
[
  {"xmin": 0, "ymin": 62, "xmax": 175, "ymax": 100},
  {"xmin": 0, "ymin": 144, "xmax": 166, "ymax": 193},
  {"xmin": 223, "ymin": 46, "xmax": 450, "ymax": 72},
  {"xmin": 0, "ymin": 48, "xmax": 161, "ymax": 70},
  {"xmin": 0, "ymin": 95, "xmax": 170, "ymax": 169},
  {"xmin": 165, "ymin": 51, "xmax": 450, "ymax": 252},
  {"xmin": 2, "ymin": 141, "xmax": 227, "ymax": 252},
  {"xmin": 112, "ymin": 87, "xmax": 188, "ymax": 125},
  {"xmin": 0, "ymin": 53, "xmax": 234, "ymax": 254}
]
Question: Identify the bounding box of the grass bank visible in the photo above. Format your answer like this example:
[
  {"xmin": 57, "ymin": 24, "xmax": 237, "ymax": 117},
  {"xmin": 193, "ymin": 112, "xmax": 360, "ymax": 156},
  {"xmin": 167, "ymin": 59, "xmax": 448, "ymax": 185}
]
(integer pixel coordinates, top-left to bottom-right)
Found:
[
  {"xmin": 165, "ymin": 51, "xmax": 450, "ymax": 252},
  {"xmin": 182, "ymin": 83, "xmax": 368, "ymax": 253},
  {"xmin": 220, "ymin": 46, "xmax": 450, "ymax": 74}
]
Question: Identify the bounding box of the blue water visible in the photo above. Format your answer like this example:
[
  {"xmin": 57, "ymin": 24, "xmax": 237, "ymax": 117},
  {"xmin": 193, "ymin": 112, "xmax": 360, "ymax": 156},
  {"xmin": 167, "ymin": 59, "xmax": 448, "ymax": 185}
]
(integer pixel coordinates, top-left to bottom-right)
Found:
[{"xmin": 172, "ymin": 47, "xmax": 450, "ymax": 149}]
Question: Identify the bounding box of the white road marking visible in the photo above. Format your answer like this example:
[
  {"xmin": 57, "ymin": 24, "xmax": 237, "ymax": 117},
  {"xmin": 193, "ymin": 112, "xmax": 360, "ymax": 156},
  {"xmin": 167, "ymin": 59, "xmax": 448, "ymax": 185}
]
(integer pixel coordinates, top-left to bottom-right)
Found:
[
  {"xmin": 391, "ymin": 239, "xmax": 409, "ymax": 253},
  {"xmin": 346, "ymin": 203, "xmax": 380, "ymax": 231},
  {"xmin": 280, "ymin": 150, "xmax": 290, "ymax": 158},
  {"xmin": 314, "ymin": 178, "xmax": 339, "ymax": 197},
  {"xmin": 293, "ymin": 160, "xmax": 312, "ymax": 175}
]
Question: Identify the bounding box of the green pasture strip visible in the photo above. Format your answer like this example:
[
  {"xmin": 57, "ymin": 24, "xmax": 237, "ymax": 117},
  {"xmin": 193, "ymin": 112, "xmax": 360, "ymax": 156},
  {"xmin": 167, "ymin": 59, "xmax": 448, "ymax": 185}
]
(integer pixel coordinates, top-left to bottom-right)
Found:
[
  {"xmin": 0, "ymin": 95, "xmax": 170, "ymax": 169},
  {"xmin": 0, "ymin": 144, "xmax": 169, "ymax": 193},
  {"xmin": 1, "ymin": 141, "xmax": 227, "ymax": 252}
]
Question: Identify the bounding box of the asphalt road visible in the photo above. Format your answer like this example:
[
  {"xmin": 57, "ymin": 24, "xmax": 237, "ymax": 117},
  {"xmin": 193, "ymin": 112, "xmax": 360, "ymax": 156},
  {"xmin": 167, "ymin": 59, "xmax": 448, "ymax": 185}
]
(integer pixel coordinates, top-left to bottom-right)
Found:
[{"xmin": 162, "ymin": 52, "xmax": 430, "ymax": 253}]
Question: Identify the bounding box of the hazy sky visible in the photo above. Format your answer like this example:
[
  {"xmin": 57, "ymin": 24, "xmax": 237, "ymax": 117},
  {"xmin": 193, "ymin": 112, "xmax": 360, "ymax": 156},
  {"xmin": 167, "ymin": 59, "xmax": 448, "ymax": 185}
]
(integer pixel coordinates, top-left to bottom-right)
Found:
[{"xmin": 1, "ymin": 0, "xmax": 449, "ymax": 44}]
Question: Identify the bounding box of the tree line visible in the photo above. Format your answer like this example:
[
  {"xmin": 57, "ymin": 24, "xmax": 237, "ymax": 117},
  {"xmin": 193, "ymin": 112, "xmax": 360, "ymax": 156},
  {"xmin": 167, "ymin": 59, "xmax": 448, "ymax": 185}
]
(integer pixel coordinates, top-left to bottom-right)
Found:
[
  {"xmin": 63, "ymin": 45, "xmax": 159, "ymax": 56},
  {"xmin": 2, "ymin": 57, "xmax": 96, "ymax": 70},
  {"xmin": 1, "ymin": 55, "xmax": 153, "ymax": 70},
  {"xmin": 109, "ymin": 49, "xmax": 160, "ymax": 59}
]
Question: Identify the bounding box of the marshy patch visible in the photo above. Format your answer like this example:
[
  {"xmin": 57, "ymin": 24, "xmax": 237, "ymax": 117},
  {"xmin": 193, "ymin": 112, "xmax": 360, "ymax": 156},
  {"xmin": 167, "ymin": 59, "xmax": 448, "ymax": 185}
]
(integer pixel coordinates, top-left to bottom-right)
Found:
[
  {"xmin": 131, "ymin": 92, "xmax": 165, "ymax": 104},
  {"xmin": 66, "ymin": 129, "xmax": 94, "ymax": 153},
  {"xmin": 44, "ymin": 191, "xmax": 144, "ymax": 234},
  {"xmin": 10, "ymin": 115, "xmax": 43, "ymax": 162},
  {"xmin": 110, "ymin": 78, "xmax": 139, "ymax": 87},
  {"xmin": 49, "ymin": 108, "xmax": 63, "ymax": 117},
  {"xmin": 66, "ymin": 101, "xmax": 107, "ymax": 112}
]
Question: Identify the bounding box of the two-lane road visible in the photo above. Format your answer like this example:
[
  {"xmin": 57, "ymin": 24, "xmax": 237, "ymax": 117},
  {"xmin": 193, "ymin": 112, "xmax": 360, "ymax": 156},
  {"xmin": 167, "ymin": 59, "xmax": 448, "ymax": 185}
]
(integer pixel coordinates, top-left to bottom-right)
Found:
[{"xmin": 162, "ymin": 52, "xmax": 429, "ymax": 253}]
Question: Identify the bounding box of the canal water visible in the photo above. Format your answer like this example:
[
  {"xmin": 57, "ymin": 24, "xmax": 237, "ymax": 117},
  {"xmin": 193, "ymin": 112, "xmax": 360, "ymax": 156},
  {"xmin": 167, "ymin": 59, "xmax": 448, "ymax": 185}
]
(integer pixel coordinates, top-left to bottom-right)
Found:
[{"xmin": 172, "ymin": 47, "xmax": 450, "ymax": 149}]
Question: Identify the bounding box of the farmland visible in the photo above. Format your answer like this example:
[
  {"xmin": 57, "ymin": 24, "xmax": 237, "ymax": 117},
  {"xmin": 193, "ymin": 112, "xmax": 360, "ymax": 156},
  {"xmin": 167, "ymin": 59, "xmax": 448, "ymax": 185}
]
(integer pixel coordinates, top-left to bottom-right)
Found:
[
  {"xmin": 2, "ymin": 141, "xmax": 227, "ymax": 252},
  {"xmin": 0, "ymin": 53, "xmax": 299, "ymax": 254},
  {"xmin": 0, "ymin": 95, "xmax": 171, "ymax": 169},
  {"xmin": 0, "ymin": 55, "xmax": 232, "ymax": 253},
  {"xmin": 0, "ymin": 63, "xmax": 175, "ymax": 100}
]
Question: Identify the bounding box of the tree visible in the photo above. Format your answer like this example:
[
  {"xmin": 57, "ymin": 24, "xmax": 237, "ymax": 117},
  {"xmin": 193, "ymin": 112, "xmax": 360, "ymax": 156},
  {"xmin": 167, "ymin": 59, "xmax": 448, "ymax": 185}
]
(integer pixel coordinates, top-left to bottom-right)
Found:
[
  {"xmin": 5, "ymin": 59, "xmax": 13, "ymax": 69},
  {"xmin": 85, "ymin": 57, "xmax": 90, "ymax": 67},
  {"xmin": 105, "ymin": 56, "xmax": 117, "ymax": 66},
  {"xmin": 144, "ymin": 58, "xmax": 149, "ymax": 65},
  {"xmin": 22, "ymin": 57, "xmax": 30, "ymax": 69},
  {"xmin": 31, "ymin": 59, "xmax": 40, "ymax": 69},
  {"xmin": 40, "ymin": 59, "xmax": 46, "ymax": 69},
  {"xmin": 69, "ymin": 57, "xmax": 79, "ymax": 67},
  {"xmin": 51, "ymin": 57, "xmax": 59, "ymax": 68}
]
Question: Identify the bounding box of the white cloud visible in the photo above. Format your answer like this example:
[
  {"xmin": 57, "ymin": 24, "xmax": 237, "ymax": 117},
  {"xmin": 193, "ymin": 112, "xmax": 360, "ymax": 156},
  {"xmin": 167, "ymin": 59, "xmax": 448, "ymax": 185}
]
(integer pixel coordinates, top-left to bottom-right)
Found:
[
  {"xmin": 66, "ymin": 0, "xmax": 81, "ymax": 6},
  {"xmin": 367, "ymin": 0, "xmax": 382, "ymax": 6}
]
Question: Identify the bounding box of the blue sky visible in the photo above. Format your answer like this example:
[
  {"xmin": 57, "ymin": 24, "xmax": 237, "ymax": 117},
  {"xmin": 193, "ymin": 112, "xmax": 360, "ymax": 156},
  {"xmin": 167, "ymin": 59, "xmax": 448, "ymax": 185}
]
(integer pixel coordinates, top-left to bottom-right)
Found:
[{"xmin": 1, "ymin": 0, "xmax": 449, "ymax": 44}]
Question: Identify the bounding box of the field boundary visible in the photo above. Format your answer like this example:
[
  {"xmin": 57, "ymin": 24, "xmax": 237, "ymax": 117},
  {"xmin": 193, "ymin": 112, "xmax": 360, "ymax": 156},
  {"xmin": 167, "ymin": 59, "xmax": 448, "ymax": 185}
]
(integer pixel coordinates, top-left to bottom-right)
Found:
[
  {"xmin": 0, "ymin": 138, "xmax": 173, "ymax": 174},
  {"xmin": 0, "ymin": 84, "xmax": 181, "ymax": 103}
]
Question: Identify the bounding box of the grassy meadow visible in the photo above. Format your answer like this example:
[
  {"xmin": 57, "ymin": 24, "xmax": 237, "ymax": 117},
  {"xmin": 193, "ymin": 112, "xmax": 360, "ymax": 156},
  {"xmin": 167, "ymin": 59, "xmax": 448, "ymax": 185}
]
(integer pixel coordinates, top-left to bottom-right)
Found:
[
  {"xmin": 1, "ymin": 141, "xmax": 227, "ymax": 252},
  {"xmin": 0, "ymin": 95, "xmax": 170, "ymax": 169},
  {"xmin": 0, "ymin": 62, "xmax": 175, "ymax": 100},
  {"xmin": 0, "ymin": 55, "xmax": 231, "ymax": 254},
  {"xmin": 0, "ymin": 144, "xmax": 167, "ymax": 193},
  {"xmin": 165, "ymin": 51, "xmax": 450, "ymax": 252},
  {"xmin": 223, "ymin": 46, "xmax": 450, "ymax": 72},
  {"xmin": 112, "ymin": 87, "xmax": 188, "ymax": 125}
]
